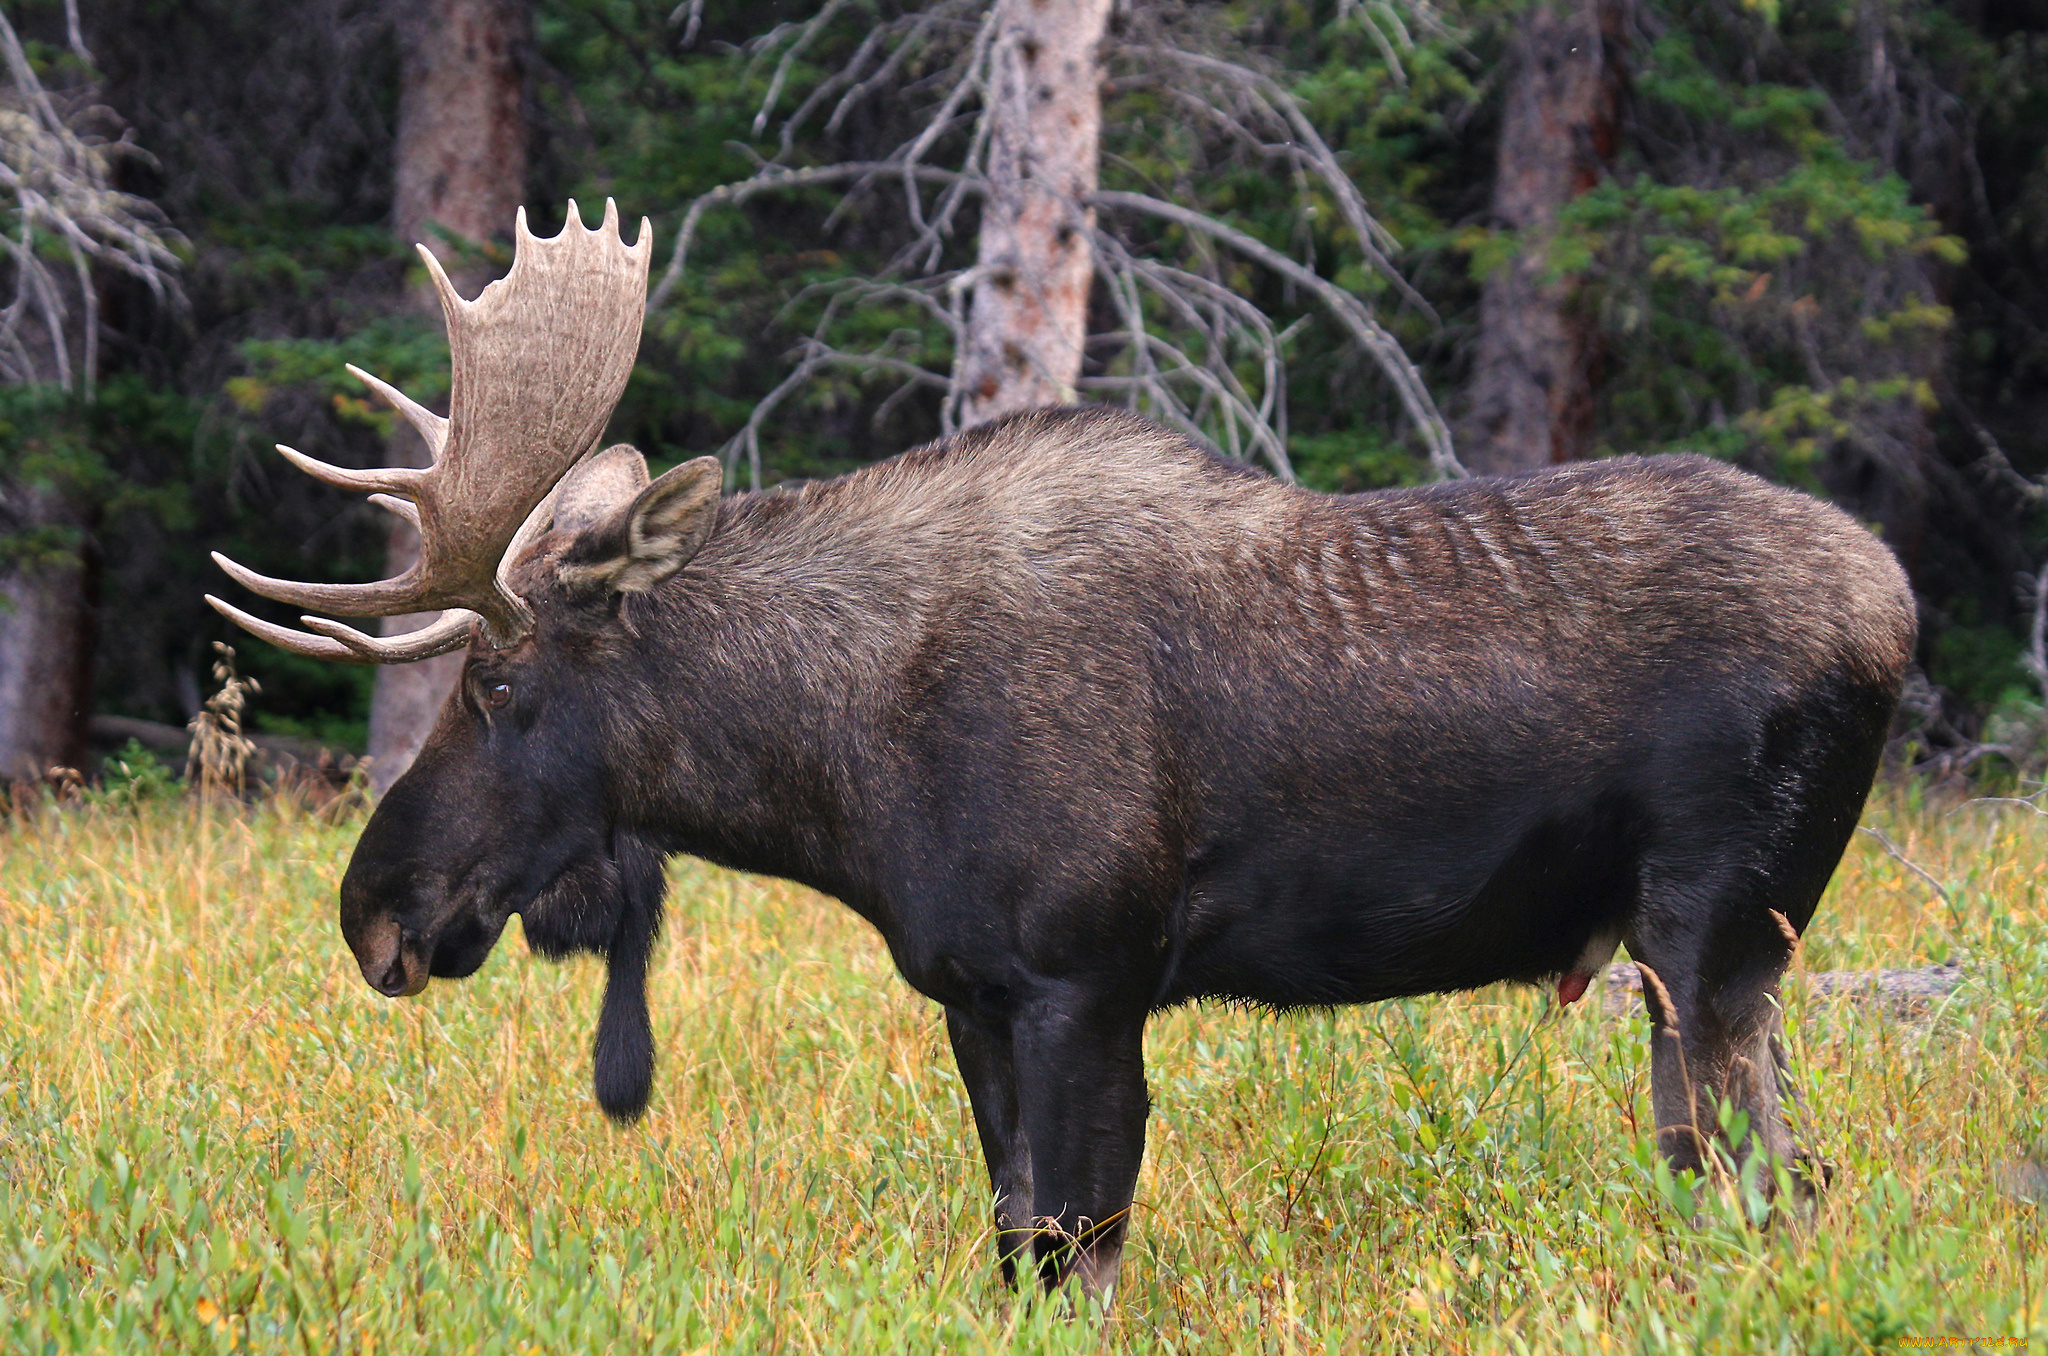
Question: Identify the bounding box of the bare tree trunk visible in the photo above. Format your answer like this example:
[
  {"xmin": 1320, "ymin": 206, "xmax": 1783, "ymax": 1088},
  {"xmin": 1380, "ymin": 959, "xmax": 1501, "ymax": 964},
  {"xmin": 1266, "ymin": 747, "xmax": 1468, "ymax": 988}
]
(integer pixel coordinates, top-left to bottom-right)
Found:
[
  {"xmin": 957, "ymin": 0, "xmax": 1112, "ymax": 428},
  {"xmin": 1461, "ymin": 0, "xmax": 1629, "ymax": 475},
  {"xmin": 366, "ymin": 0, "xmax": 527, "ymax": 794},
  {"xmin": 0, "ymin": 489, "xmax": 98, "ymax": 782}
]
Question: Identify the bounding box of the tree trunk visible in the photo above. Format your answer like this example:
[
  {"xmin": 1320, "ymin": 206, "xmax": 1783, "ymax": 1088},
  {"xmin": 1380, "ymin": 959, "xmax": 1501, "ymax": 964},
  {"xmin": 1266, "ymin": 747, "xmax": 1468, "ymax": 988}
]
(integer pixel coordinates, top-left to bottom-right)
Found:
[
  {"xmin": 0, "ymin": 489, "xmax": 99, "ymax": 783},
  {"xmin": 1462, "ymin": 0, "xmax": 1630, "ymax": 475},
  {"xmin": 392, "ymin": 0, "xmax": 530, "ymax": 255},
  {"xmin": 366, "ymin": 0, "xmax": 528, "ymax": 795},
  {"xmin": 957, "ymin": 0, "xmax": 1112, "ymax": 429}
]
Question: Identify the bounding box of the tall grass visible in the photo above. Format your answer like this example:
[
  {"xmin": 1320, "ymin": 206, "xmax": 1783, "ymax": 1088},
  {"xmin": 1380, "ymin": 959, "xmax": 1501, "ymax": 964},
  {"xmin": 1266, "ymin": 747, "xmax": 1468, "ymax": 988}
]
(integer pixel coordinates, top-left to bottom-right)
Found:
[{"xmin": 0, "ymin": 788, "xmax": 2042, "ymax": 1352}]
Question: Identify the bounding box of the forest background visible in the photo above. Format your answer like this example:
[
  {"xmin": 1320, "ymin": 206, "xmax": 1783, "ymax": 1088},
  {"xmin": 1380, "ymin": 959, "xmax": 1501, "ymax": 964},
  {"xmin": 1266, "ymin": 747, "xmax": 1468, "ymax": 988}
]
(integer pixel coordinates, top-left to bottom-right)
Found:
[{"xmin": 2, "ymin": 0, "xmax": 2047, "ymax": 786}]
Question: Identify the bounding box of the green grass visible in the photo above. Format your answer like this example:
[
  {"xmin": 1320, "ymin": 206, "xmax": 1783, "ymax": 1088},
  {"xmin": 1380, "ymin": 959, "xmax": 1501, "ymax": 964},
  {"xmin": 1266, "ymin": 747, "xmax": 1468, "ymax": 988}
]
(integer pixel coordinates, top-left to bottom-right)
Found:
[{"xmin": 0, "ymin": 789, "xmax": 2043, "ymax": 1352}]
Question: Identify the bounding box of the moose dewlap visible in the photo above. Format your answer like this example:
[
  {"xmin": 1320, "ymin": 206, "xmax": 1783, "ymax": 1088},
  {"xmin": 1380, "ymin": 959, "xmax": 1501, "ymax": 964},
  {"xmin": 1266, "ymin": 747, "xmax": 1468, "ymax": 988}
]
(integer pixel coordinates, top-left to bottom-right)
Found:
[{"xmin": 211, "ymin": 201, "xmax": 1916, "ymax": 1301}]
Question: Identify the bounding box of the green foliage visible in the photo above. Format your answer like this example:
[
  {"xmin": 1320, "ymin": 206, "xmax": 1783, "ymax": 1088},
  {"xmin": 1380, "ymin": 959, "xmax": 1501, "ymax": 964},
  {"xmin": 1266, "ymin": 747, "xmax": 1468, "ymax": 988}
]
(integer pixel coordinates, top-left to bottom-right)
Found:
[
  {"xmin": 233, "ymin": 317, "xmax": 451, "ymax": 439},
  {"xmin": 1490, "ymin": 17, "xmax": 1966, "ymax": 477},
  {"xmin": 200, "ymin": 217, "xmax": 405, "ymax": 313},
  {"xmin": 228, "ymin": 648, "xmax": 374, "ymax": 756},
  {"xmin": 90, "ymin": 740, "xmax": 182, "ymax": 808},
  {"xmin": 0, "ymin": 378, "xmax": 207, "ymax": 563},
  {"xmin": 1289, "ymin": 427, "xmax": 1434, "ymax": 493},
  {"xmin": 1929, "ymin": 606, "xmax": 2030, "ymax": 714}
]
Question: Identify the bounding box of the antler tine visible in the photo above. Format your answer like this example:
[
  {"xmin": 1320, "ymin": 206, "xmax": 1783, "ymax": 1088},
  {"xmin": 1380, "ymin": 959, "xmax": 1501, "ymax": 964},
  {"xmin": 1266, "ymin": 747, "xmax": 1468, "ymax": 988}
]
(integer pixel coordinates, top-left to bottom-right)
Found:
[
  {"xmin": 211, "ymin": 550, "xmax": 428, "ymax": 617},
  {"xmin": 275, "ymin": 444, "xmax": 426, "ymax": 497},
  {"xmin": 416, "ymin": 240, "xmax": 468, "ymax": 334},
  {"xmin": 368, "ymin": 494, "xmax": 420, "ymax": 527},
  {"xmin": 346, "ymin": 365, "xmax": 449, "ymax": 460},
  {"xmin": 582, "ymin": 196, "xmax": 620, "ymax": 238},
  {"xmin": 205, "ymin": 595, "xmax": 371, "ymax": 665},
  {"xmin": 300, "ymin": 612, "xmax": 475, "ymax": 663}
]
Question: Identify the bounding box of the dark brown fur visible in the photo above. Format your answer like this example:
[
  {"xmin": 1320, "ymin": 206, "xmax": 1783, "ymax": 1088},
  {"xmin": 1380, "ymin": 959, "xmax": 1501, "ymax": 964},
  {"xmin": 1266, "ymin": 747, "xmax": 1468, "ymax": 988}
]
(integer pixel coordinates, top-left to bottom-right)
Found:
[{"xmin": 339, "ymin": 406, "xmax": 1915, "ymax": 1298}]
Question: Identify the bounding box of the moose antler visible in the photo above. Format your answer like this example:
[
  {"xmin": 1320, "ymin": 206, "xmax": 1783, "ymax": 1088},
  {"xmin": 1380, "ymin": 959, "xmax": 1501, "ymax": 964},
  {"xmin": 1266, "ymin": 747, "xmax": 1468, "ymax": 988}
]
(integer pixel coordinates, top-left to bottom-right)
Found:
[{"xmin": 207, "ymin": 199, "xmax": 652, "ymax": 663}]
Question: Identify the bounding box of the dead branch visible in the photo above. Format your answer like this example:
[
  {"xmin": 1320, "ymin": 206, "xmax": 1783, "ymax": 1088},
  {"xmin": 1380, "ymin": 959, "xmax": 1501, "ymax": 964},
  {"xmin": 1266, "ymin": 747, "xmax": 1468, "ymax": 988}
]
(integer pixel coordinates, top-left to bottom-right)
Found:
[
  {"xmin": 1111, "ymin": 41, "xmax": 1436, "ymax": 323},
  {"xmin": 1096, "ymin": 189, "xmax": 1463, "ymax": 479},
  {"xmin": 1939, "ymin": 386, "xmax": 2048, "ymax": 721},
  {"xmin": 670, "ymin": 1, "xmax": 707, "ymax": 49},
  {"xmin": 0, "ymin": 9, "xmax": 184, "ymax": 396},
  {"xmin": 719, "ymin": 275, "xmax": 959, "ymax": 490},
  {"xmin": 1858, "ymin": 824, "xmax": 1962, "ymax": 928},
  {"xmin": 1605, "ymin": 960, "xmax": 1968, "ymax": 1022},
  {"xmin": 1334, "ymin": 0, "xmax": 1461, "ymax": 88},
  {"xmin": 751, "ymin": 0, "xmax": 858, "ymax": 139},
  {"xmin": 1950, "ymin": 795, "xmax": 2048, "ymax": 819},
  {"xmin": 896, "ymin": 2, "xmax": 998, "ymax": 270},
  {"xmin": 825, "ymin": 6, "xmax": 953, "ymax": 136},
  {"xmin": 1954, "ymin": 392, "xmax": 2044, "ymax": 509},
  {"xmin": 650, "ymin": 162, "xmax": 974, "ymax": 312},
  {"xmin": 1088, "ymin": 229, "xmax": 1294, "ymax": 478}
]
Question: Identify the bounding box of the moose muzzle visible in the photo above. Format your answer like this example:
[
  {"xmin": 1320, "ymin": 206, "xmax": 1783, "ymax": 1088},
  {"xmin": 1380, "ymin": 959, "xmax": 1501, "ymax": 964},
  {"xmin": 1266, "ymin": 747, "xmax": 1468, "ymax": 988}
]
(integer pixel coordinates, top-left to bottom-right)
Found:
[{"xmin": 347, "ymin": 913, "xmax": 429, "ymax": 997}]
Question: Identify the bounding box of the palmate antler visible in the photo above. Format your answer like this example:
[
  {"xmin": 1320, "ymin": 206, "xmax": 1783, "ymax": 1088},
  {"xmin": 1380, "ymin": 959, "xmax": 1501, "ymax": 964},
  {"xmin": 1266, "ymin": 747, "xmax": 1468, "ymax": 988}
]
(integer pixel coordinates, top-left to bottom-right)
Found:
[{"xmin": 207, "ymin": 200, "xmax": 652, "ymax": 663}]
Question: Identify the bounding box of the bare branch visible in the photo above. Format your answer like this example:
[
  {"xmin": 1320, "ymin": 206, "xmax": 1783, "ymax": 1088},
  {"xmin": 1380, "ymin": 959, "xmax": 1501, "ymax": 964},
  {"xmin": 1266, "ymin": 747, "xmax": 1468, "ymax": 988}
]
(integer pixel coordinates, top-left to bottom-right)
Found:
[
  {"xmin": 649, "ymin": 162, "xmax": 975, "ymax": 312},
  {"xmin": 1097, "ymin": 189, "xmax": 1463, "ymax": 479},
  {"xmin": 1089, "ymin": 229, "xmax": 1294, "ymax": 479},
  {"xmin": 897, "ymin": 2, "xmax": 999, "ymax": 258},
  {"xmin": 719, "ymin": 271, "xmax": 957, "ymax": 492},
  {"xmin": 1858, "ymin": 825, "xmax": 1962, "ymax": 929},
  {"xmin": 62, "ymin": 0, "xmax": 92, "ymax": 66},
  {"xmin": 753, "ymin": 0, "xmax": 856, "ymax": 141},
  {"xmin": 826, "ymin": 7, "xmax": 950, "ymax": 135},
  {"xmin": 1952, "ymin": 388, "xmax": 2047, "ymax": 508},
  {"xmin": 775, "ymin": 275, "xmax": 965, "ymax": 343},
  {"xmin": 775, "ymin": 32, "xmax": 885, "ymax": 163},
  {"xmin": 0, "ymin": 8, "xmax": 184, "ymax": 395},
  {"xmin": 1111, "ymin": 41, "xmax": 1436, "ymax": 324},
  {"xmin": 670, "ymin": 1, "xmax": 707, "ymax": 49},
  {"xmin": 1355, "ymin": 6, "xmax": 1409, "ymax": 88}
]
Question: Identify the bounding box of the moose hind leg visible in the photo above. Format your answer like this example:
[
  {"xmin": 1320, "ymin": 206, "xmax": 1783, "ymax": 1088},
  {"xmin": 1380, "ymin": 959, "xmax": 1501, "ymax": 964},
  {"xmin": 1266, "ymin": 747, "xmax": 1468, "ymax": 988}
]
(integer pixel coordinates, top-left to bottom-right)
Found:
[
  {"xmin": 1009, "ymin": 984, "xmax": 1149, "ymax": 1302},
  {"xmin": 1628, "ymin": 886, "xmax": 1799, "ymax": 1186},
  {"xmin": 1630, "ymin": 675, "xmax": 1890, "ymax": 1190},
  {"xmin": 944, "ymin": 1006, "xmax": 1035, "ymax": 1286}
]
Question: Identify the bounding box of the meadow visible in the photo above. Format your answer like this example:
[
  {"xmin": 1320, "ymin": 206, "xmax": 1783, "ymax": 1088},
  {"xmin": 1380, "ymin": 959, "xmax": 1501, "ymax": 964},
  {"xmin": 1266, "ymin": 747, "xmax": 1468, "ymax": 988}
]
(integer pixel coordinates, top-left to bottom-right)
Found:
[{"xmin": 0, "ymin": 784, "xmax": 2041, "ymax": 1353}]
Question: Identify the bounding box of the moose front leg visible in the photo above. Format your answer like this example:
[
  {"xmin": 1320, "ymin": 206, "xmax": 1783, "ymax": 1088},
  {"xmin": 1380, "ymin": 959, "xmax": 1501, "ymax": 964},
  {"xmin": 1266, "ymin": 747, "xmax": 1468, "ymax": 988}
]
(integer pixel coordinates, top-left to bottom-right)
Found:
[
  {"xmin": 944, "ymin": 1006, "xmax": 1035, "ymax": 1285},
  {"xmin": 1010, "ymin": 985, "xmax": 1150, "ymax": 1302}
]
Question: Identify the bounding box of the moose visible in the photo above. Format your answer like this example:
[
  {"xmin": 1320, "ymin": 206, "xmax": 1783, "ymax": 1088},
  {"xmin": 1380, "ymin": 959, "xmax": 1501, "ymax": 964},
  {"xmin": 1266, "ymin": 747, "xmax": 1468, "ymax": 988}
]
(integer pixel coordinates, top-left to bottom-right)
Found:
[{"xmin": 212, "ymin": 201, "xmax": 1915, "ymax": 1299}]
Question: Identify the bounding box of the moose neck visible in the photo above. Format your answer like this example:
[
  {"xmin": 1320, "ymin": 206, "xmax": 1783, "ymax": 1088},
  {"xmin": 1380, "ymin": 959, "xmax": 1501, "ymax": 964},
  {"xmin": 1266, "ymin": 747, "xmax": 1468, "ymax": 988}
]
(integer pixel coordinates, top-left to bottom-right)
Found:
[{"xmin": 621, "ymin": 485, "xmax": 936, "ymax": 916}]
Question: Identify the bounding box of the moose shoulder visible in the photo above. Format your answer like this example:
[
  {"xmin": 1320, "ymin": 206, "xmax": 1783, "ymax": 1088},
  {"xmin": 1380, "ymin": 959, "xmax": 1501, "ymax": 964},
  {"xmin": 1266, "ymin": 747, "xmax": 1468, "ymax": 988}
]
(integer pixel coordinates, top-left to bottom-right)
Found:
[{"xmin": 211, "ymin": 204, "xmax": 1915, "ymax": 1302}]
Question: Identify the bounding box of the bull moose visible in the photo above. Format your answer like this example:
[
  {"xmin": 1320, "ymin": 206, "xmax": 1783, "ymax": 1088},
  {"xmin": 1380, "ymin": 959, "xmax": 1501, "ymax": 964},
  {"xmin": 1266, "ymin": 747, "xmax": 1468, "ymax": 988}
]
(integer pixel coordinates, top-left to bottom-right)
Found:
[{"xmin": 211, "ymin": 201, "xmax": 1915, "ymax": 1298}]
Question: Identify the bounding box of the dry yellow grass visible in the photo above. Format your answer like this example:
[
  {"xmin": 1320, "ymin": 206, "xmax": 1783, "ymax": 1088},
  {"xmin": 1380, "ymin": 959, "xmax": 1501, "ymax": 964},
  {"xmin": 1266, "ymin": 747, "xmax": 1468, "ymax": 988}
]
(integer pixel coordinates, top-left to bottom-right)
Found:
[{"xmin": 0, "ymin": 786, "xmax": 2042, "ymax": 1352}]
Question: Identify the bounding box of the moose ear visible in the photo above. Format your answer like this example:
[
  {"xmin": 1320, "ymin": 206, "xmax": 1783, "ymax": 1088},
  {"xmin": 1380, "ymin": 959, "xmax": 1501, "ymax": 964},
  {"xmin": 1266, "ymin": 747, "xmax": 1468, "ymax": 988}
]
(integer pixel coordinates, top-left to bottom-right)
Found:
[
  {"xmin": 553, "ymin": 443, "xmax": 651, "ymax": 535},
  {"xmin": 558, "ymin": 455, "xmax": 723, "ymax": 596}
]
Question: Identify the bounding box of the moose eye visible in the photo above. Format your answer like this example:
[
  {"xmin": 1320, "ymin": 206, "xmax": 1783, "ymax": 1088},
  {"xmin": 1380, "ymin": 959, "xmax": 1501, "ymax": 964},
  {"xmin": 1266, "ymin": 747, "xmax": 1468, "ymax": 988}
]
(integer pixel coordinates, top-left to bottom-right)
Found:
[{"xmin": 484, "ymin": 681, "xmax": 513, "ymax": 709}]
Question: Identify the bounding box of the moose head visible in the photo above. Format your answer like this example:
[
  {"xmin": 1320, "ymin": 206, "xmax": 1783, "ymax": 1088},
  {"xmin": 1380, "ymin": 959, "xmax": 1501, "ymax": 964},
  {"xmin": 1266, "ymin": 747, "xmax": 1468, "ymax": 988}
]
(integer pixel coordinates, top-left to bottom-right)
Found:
[{"xmin": 209, "ymin": 201, "xmax": 711, "ymax": 1119}]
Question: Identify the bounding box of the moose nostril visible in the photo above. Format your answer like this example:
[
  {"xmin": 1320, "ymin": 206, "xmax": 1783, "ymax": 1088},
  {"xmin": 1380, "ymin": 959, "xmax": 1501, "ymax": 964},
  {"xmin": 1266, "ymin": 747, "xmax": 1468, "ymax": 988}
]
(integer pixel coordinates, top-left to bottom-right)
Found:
[{"xmin": 375, "ymin": 953, "xmax": 411, "ymax": 997}]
